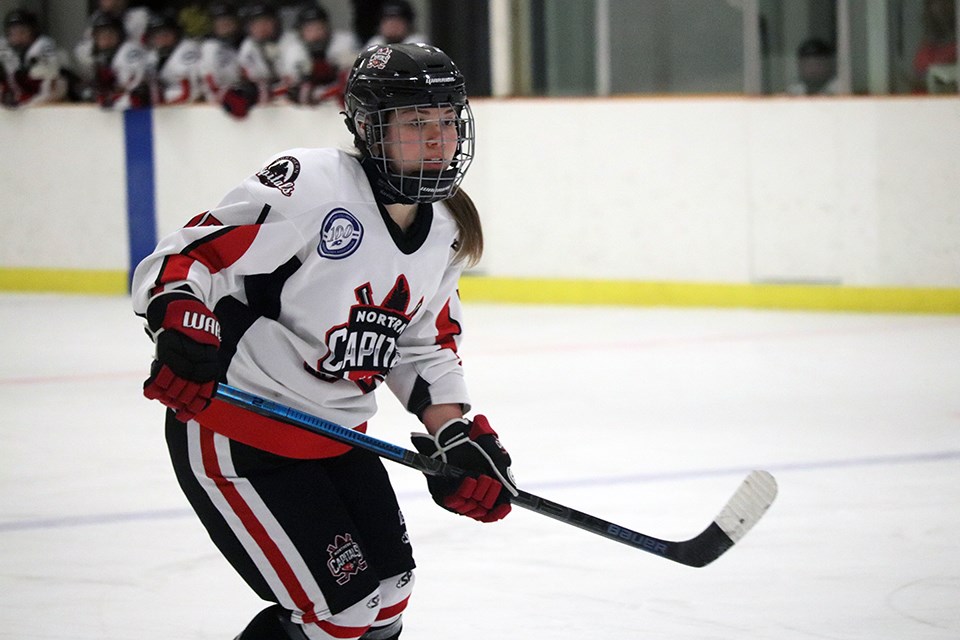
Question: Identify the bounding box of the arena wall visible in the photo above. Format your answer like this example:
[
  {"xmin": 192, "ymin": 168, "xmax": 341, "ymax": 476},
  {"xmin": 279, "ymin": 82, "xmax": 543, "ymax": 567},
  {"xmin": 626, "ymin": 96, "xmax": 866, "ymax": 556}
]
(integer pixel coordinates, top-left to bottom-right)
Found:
[{"xmin": 1, "ymin": 98, "xmax": 957, "ymax": 311}]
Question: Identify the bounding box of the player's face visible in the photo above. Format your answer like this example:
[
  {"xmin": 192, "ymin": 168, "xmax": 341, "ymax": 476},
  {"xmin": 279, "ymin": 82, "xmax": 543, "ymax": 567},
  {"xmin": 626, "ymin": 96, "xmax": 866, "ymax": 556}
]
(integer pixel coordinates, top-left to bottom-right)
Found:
[
  {"xmin": 248, "ymin": 16, "xmax": 278, "ymax": 42},
  {"xmin": 93, "ymin": 27, "xmax": 121, "ymax": 52},
  {"xmin": 300, "ymin": 20, "xmax": 330, "ymax": 46},
  {"xmin": 380, "ymin": 106, "xmax": 459, "ymax": 175},
  {"xmin": 98, "ymin": 0, "xmax": 127, "ymax": 13},
  {"xmin": 213, "ymin": 16, "xmax": 239, "ymax": 40},
  {"xmin": 5, "ymin": 24, "xmax": 34, "ymax": 49},
  {"xmin": 379, "ymin": 17, "xmax": 410, "ymax": 44},
  {"xmin": 148, "ymin": 28, "xmax": 177, "ymax": 51}
]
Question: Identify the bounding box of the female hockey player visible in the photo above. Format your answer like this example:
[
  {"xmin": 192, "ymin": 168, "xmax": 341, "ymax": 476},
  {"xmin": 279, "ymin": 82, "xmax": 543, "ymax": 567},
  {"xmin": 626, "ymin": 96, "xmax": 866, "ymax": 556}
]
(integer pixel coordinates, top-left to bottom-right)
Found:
[{"xmin": 132, "ymin": 43, "xmax": 517, "ymax": 640}]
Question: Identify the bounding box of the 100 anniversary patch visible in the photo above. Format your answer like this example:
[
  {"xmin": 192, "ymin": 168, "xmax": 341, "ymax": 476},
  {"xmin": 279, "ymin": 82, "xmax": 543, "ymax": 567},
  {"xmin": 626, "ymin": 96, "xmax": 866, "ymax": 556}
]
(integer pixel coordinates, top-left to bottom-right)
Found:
[{"xmin": 257, "ymin": 155, "xmax": 300, "ymax": 196}]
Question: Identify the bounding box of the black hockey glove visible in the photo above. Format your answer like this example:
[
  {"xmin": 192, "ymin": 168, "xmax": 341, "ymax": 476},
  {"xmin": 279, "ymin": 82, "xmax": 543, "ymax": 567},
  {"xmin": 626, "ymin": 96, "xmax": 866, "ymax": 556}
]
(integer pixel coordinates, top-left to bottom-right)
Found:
[
  {"xmin": 129, "ymin": 82, "xmax": 152, "ymax": 109},
  {"xmin": 286, "ymin": 81, "xmax": 311, "ymax": 105},
  {"xmin": 411, "ymin": 415, "xmax": 518, "ymax": 523},
  {"xmin": 143, "ymin": 293, "xmax": 221, "ymax": 422},
  {"xmin": 1, "ymin": 86, "xmax": 18, "ymax": 108}
]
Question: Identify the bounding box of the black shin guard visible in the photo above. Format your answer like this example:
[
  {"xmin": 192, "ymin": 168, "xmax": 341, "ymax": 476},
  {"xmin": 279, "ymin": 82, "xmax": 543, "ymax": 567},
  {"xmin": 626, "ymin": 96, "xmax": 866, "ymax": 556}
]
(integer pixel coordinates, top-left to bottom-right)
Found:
[
  {"xmin": 234, "ymin": 605, "xmax": 309, "ymax": 640},
  {"xmin": 360, "ymin": 618, "xmax": 402, "ymax": 640}
]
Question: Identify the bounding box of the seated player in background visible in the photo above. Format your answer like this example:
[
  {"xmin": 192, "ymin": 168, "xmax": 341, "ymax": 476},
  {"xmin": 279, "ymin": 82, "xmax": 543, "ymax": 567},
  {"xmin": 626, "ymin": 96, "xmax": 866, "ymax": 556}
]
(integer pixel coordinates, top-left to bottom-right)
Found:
[
  {"xmin": 74, "ymin": 12, "xmax": 149, "ymax": 110},
  {"xmin": 0, "ymin": 9, "xmax": 68, "ymax": 108},
  {"xmin": 143, "ymin": 10, "xmax": 201, "ymax": 106},
  {"xmin": 363, "ymin": 0, "xmax": 428, "ymax": 47},
  {"xmin": 198, "ymin": 1, "xmax": 243, "ymax": 109},
  {"xmin": 279, "ymin": 3, "xmax": 359, "ymax": 107},
  {"xmin": 226, "ymin": 1, "xmax": 287, "ymax": 118}
]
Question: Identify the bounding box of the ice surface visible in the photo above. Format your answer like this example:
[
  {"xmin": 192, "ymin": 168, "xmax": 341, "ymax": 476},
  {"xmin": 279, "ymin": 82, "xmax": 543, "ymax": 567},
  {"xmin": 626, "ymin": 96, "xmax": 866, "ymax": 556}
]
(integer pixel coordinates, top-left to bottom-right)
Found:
[{"xmin": 1, "ymin": 293, "xmax": 958, "ymax": 639}]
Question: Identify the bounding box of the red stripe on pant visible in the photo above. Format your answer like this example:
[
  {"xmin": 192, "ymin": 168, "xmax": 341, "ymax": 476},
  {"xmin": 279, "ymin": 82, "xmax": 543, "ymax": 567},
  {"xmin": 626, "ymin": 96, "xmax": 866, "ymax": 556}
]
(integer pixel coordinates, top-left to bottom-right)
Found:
[
  {"xmin": 198, "ymin": 428, "xmax": 320, "ymax": 623},
  {"xmin": 376, "ymin": 597, "xmax": 410, "ymax": 622},
  {"xmin": 316, "ymin": 619, "xmax": 373, "ymax": 639}
]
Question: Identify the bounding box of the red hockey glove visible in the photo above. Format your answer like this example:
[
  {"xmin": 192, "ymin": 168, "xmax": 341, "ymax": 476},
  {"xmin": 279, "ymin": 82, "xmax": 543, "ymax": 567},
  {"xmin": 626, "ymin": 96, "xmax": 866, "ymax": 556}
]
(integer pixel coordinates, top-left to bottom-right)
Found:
[
  {"xmin": 222, "ymin": 81, "xmax": 258, "ymax": 119},
  {"xmin": 411, "ymin": 415, "xmax": 518, "ymax": 523},
  {"xmin": 143, "ymin": 294, "xmax": 221, "ymax": 422}
]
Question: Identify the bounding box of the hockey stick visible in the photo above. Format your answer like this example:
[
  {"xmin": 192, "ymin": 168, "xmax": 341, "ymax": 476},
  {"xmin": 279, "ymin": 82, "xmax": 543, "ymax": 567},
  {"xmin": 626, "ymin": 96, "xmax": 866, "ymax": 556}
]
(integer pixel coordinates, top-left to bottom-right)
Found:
[{"xmin": 214, "ymin": 384, "xmax": 777, "ymax": 567}]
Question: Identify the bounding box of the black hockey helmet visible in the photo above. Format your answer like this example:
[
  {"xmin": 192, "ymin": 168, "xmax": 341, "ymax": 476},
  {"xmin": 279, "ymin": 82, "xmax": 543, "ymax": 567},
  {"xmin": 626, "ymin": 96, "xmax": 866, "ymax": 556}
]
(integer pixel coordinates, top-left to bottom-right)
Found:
[
  {"xmin": 344, "ymin": 43, "xmax": 475, "ymax": 203},
  {"xmin": 297, "ymin": 4, "xmax": 329, "ymax": 28},
  {"xmin": 146, "ymin": 10, "xmax": 181, "ymax": 37},
  {"xmin": 90, "ymin": 10, "xmax": 126, "ymax": 41},
  {"xmin": 240, "ymin": 1, "xmax": 278, "ymax": 22},
  {"xmin": 379, "ymin": 0, "xmax": 415, "ymax": 23},
  {"xmin": 209, "ymin": 2, "xmax": 239, "ymax": 19},
  {"xmin": 4, "ymin": 8, "xmax": 40, "ymax": 33}
]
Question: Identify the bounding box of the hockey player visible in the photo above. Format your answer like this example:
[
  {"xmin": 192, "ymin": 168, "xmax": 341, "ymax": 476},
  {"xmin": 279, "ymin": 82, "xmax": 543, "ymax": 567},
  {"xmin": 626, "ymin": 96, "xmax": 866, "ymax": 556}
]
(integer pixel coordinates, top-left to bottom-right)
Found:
[
  {"xmin": 0, "ymin": 9, "xmax": 67, "ymax": 107},
  {"xmin": 143, "ymin": 11, "xmax": 200, "ymax": 105},
  {"xmin": 227, "ymin": 1, "xmax": 288, "ymax": 117},
  {"xmin": 132, "ymin": 43, "xmax": 515, "ymax": 640},
  {"xmin": 363, "ymin": 0, "xmax": 428, "ymax": 48},
  {"xmin": 198, "ymin": 2, "xmax": 243, "ymax": 107},
  {"xmin": 74, "ymin": 12, "xmax": 149, "ymax": 109},
  {"xmin": 279, "ymin": 4, "xmax": 359, "ymax": 107},
  {"xmin": 73, "ymin": 0, "xmax": 150, "ymax": 64},
  {"xmin": 89, "ymin": 0, "xmax": 149, "ymax": 43}
]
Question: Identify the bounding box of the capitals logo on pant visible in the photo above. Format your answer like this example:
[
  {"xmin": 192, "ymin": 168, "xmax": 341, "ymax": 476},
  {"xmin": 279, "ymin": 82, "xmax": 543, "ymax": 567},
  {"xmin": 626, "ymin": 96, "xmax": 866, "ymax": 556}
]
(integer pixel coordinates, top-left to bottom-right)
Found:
[
  {"xmin": 327, "ymin": 533, "xmax": 368, "ymax": 585},
  {"xmin": 306, "ymin": 275, "xmax": 423, "ymax": 393}
]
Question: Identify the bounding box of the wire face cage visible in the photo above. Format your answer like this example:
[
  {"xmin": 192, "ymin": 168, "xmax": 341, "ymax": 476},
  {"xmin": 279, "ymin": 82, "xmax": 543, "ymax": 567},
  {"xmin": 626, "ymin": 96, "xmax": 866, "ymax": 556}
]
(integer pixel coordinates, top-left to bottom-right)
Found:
[{"xmin": 364, "ymin": 101, "xmax": 475, "ymax": 203}]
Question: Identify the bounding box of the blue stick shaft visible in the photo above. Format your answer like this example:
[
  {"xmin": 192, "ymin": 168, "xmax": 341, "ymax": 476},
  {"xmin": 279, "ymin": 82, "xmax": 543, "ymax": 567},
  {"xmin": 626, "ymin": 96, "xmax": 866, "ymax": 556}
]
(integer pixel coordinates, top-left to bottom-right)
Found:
[
  {"xmin": 212, "ymin": 383, "xmax": 744, "ymax": 567},
  {"xmin": 215, "ymin": 383, "xmax": 457, "ymax": 478}
]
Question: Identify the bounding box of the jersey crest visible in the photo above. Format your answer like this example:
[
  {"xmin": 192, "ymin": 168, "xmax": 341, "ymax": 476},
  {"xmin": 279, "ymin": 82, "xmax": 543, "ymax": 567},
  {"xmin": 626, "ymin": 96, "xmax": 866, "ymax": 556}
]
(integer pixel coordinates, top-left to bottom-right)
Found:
[
  {"xmin": 256, "ymin": 155, "xmax": 300, "ymax": 196},
  {"xmin": 307, "ymin": 275, "xmax": 424, "ymax": 393}
]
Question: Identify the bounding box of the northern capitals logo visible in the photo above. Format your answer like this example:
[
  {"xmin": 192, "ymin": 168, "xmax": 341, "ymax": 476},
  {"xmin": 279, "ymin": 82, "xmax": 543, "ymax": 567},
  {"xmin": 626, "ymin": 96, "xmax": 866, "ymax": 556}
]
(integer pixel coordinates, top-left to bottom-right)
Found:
[
  {"xmin": 368, "ymin": 47, "xmax": 392, "ymax": 69},
  {"xmin": 305, "ymin": 275, "xmax": 423, "ymax": 394},
  {"xmin": 326, "ymin": 533, "xmax": 368, "ymax": 585}
]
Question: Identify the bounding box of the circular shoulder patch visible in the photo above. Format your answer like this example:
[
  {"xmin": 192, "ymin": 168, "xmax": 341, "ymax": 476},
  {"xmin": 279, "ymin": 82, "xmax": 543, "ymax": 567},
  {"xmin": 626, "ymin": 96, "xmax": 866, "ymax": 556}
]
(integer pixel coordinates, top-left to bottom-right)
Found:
[
  {"xmin": 257, "ymin": 155, "xmax": 301, "ymax": 197},
  {"xmin": 318, "ymin": 209, "xmax": 364, "ymax": 259}
]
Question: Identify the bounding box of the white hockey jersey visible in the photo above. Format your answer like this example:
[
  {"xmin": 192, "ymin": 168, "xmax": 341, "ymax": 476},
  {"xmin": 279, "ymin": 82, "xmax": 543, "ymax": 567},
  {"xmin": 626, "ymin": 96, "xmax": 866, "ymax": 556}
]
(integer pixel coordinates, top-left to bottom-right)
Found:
[
  {"xmin": 236, "ymin": 34, "xmax": 289, "ymax": 99},
  {"xmin": 277, "ymin": 30, "xmax": 359, "ymax": 83},
  {"xmin": 74, "ymin": 39, "xmax": 148, "ymax": 109},
  {"xmin": 146, "ymin": 38, "xmax": 201, "ymax": 104},
  {"xmin": 198, "ymin": 36, "xmax": 241, "ymax": 102},
  {"xmin": 0, "ymin": 35, "xmax": 67, "ymax": 106},
  {"xmin": 131, "ymin": 149, "xmax": 471, "ymax": 458}
]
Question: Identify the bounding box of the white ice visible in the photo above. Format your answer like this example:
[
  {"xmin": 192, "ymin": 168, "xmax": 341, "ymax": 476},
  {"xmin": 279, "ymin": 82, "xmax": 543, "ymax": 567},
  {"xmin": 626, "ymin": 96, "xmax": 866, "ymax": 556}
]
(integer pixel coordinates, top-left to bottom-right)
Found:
[{"xmin": 1, "ymin": 293, "xmax": 959, "ymax": 639}]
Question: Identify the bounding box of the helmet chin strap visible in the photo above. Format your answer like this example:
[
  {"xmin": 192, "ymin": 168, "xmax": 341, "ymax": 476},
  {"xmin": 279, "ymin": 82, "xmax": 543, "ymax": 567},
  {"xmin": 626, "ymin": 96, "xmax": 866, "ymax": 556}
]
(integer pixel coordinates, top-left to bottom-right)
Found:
[{"xmin": 360, "ymin": 157, "xmax": 417, "ymax": 205}]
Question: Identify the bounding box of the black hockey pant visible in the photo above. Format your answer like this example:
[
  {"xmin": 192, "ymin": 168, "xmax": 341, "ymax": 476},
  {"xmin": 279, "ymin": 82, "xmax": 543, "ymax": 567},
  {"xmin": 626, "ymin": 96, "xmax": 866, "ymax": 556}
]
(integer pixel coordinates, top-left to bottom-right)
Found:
[{"xmin": 166, "ymin": 416, "xmax": 416, "ymax": 639}]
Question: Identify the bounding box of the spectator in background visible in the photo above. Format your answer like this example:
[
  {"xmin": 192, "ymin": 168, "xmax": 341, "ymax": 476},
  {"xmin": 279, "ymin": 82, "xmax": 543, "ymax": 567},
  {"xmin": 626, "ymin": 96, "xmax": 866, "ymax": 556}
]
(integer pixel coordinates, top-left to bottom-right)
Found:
[
  {"xmin": 228, "ymin": 1, "xmax": 287, "ymax": 117},
  {"xmin": 75, "ymin": 12, "xmax": 149, "ymax": 110},
  {"xmin": 0, "ymin": 8, "xmax": 68, "ymax": 107},
  {"xmin": 912, "ymin": 0, "xmax": 957, "ymax": 93},
  {"xmin": 143, "ymin": 10, "xmax": 201, "ymax": 106},
  {"xmin": 198, "ymin": 1, "xmax": 243, "ymax": 108},
  {"xmin": 786, "ymin": 37, "xmax": 840, "ymax": 96},
  {"xmin": 280, "ymin": 3, "xmax": 358, "ymax": 107},
  {"xmin": 363, "ymin": 0, "xmax": 427, "ymax": 47}
]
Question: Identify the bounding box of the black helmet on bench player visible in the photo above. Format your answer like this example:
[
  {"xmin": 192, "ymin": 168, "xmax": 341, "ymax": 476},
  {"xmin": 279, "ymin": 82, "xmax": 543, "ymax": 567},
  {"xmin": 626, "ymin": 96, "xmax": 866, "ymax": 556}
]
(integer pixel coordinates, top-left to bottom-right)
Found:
[{"xmin": 344, "ymin": 43, "xmax": 475, "ymax": 204}]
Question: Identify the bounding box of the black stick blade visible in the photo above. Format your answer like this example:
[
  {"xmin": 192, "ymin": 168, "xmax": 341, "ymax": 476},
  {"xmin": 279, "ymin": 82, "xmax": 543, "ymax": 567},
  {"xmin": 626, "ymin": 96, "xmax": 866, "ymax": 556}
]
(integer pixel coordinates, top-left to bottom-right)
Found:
[{"xmin": 674, "ymin": 470, "xmax": 779, "ymax": 567}]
